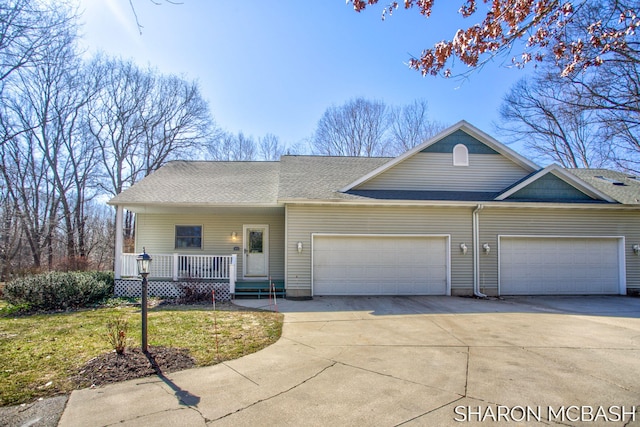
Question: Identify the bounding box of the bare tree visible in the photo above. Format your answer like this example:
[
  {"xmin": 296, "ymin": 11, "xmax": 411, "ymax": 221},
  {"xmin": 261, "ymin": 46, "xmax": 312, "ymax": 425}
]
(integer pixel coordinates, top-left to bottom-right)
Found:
[
  {"xmin": 499, "ymin": 1, "xmax": 639, "ymax": 172},
  {"xmin": 0, "ymin": 184, "xmax": 21, "ymax": 279},
  {"xmin": 0, "ymin": 1, "xmax": 86, "ymax": 270},
  {"xmin": 127, "ymin": 0, "xmax": 183, "ymax": 35},
  {"xmin": 87, "ymin": 57, "xmax": 218, "ymax": 246},
  {"xmin": 312, "ymin": 97, "xmax": 390, "ymax": 157},
  {"xmin": 259, "ymin": 133, "xmax": 284, "ymax": 161},
  {"xmin": 499, "ymin": 76, "xmax": 609, "ymax": 168},
  {"xmin": 86, "ymin": 57, "xmax": 151, "ymax": 198},
  {"xmin": 6, "ymin": 14, "xmax": 101, "ymax": 268},
  {"xmin": 82, "ymin": 201, "xmax": 115, "ymax": 271},
  {"xmin": 208, "ymin": 131, "xmax": 257, "ymax": 161},
  {"xmin": 311, "ymin": 97, "xmax": 445, "ymax": 157},
  {"xmin": 87, "ymin": 57, "xmax": 217, "ymax": 197},
  {"xmin": 0, "ymin": 0, "xmax": 73, "ymax": 84},
  {"xmin": 0, "ymin": 121, "xmax": 59, "ymax": 269},
  {"xmin": 284, "ymin": 141, "xmax": 308, "ymax": 156},
  {"xmin": 558, "ymin": 2, "xmax": 640, "ymax": 172},
  {"xmin": 139, "ymin": 73, "xmax": 216, "ymax": 176},
  {"xmin": 0, "ymin": 0, "xmax": 76, "ymax": 152},
  {"xmin": 388, "ymin": 99, "xmax": 445, "ymax": 155}
]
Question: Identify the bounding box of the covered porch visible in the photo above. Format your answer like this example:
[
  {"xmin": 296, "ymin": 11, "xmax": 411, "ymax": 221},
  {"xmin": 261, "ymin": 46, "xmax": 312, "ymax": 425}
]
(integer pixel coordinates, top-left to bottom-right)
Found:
[
  {"xmin": 111, "ymin": 204, "xmax": 286, "ymax": 300},
  {"xmin": 115, "ymin": 252, "xmax": 237, "ymax": 300},
  {"xmin": 118, "ymin": 252, "xmax": 238, "ymax": 287}
]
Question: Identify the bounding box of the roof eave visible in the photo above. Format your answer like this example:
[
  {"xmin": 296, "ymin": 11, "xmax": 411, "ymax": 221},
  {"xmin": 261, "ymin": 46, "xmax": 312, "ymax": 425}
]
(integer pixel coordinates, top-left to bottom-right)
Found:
[
  {"xmin": 110, "ymin": 201, "xmax": 283, "ymax": 209},
  {"xmin": 278, "ymin": 197, "xmax": 638, "ymax": 208}
]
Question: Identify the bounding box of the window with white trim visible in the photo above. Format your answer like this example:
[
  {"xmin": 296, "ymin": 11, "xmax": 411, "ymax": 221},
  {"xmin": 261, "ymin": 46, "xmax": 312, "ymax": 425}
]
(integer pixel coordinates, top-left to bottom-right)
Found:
[
  {"xmin": 453, "ymin": 144, "xmax": 469, "ymax": 166},
  {"xmin": 175, "ymin": 225, "xmax": 202, "ymax": 249}
]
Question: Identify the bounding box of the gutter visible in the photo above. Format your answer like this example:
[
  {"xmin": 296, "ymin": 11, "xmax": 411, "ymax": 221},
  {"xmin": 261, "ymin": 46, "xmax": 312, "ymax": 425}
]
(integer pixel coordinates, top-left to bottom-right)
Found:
[{"xmin": 472, "ymin": 204, "xmax": 487, "ymax": 298}]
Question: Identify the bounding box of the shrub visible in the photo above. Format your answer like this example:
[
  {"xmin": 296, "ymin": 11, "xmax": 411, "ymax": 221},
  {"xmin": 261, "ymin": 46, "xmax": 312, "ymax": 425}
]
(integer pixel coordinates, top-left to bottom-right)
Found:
[
  {"xmin": 3, "ymin": 271, "xmax": 114, "ymax": 311},
  {"xmin": 106, "ymin": 314, "xmax": 129, "ymax": 354},
  {"xmin": 88, "ymin": 271, "xmax": 115, "ymax": 289},
  {"xmin": 176, "ymin": 283, "xmax": 212, "ymax": 304}
]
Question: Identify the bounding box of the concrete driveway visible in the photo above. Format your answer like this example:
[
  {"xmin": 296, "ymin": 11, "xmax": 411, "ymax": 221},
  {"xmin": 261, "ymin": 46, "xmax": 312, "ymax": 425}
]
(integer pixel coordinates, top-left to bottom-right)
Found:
[{"xmin": 59, "ymin": 296, "xmax": 640, "ymax": 426}]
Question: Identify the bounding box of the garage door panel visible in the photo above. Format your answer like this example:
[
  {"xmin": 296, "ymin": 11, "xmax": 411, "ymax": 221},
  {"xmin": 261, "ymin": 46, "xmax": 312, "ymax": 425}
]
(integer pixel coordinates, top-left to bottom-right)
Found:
[
  {"xmin": 500, "ymin": 237, "xmax": 620, "ymax": 295},
  {"xmin": 313, "ymin": 236, "xmax": 448, "ymax": 296}
]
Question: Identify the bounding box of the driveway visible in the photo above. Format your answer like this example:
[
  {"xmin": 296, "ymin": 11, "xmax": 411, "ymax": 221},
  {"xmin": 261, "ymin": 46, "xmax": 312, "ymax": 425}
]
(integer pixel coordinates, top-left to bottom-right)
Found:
[{"xmin": 59, "ymin": 296, "xmax": 640, "ymax": 426}]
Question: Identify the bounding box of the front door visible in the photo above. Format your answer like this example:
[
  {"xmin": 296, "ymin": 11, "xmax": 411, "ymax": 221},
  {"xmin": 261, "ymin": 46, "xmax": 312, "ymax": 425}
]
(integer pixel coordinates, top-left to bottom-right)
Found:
[{"xmin": 243, "ymin": 225, "xmax": 269, "ymax": 278}]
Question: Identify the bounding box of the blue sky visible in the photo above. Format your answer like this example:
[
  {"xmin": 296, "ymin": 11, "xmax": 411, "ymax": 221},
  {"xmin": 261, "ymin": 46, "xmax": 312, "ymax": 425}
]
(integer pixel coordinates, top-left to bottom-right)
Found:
[{"xmin": 75, "ymin": 0, "xmax": 532, "ymax": 150}]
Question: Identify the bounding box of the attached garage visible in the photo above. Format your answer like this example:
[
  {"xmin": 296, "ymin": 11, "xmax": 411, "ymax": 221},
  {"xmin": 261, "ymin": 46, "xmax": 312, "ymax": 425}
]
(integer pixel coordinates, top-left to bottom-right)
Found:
[
  {"xmin": 312, "ymin": 234, "xmax": 450, "ymax": 296},
  {"xmin": 499, "ymin": 236, "xmax": 625, "ymax": 295}
]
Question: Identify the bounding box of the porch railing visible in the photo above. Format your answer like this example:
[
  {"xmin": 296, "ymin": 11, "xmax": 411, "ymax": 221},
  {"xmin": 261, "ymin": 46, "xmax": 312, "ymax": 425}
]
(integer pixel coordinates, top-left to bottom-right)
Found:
[{"xmin": 120, "ymin": 253, "xmax": 237, "ymax": 291}]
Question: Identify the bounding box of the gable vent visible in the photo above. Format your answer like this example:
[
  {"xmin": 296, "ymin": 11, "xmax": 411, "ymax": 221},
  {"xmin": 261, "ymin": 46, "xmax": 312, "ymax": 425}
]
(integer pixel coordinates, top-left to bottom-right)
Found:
[{"xmin": 595, "ymin": 176, "xmax": 626, "ymax": 186}]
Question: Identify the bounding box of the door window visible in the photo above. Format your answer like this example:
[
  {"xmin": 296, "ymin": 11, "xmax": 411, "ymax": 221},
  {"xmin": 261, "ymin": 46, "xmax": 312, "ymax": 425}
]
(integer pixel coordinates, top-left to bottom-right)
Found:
[{"xmin": 249, "ymin": 230, "xmax": 263, "ymax": 253}]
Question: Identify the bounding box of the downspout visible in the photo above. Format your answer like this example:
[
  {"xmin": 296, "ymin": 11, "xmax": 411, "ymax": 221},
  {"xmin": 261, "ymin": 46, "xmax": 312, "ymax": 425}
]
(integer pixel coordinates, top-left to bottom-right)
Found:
[{"xmin": 472, "ymin": 204, "xmax": 487, "ymax": 298}]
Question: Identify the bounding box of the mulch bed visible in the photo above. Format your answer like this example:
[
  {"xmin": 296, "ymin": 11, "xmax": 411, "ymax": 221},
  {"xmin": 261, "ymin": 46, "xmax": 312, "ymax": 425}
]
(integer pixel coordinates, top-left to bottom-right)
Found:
[{"xmin": 72, "ymin": 346, "xmax": 196, "ymax": 388}]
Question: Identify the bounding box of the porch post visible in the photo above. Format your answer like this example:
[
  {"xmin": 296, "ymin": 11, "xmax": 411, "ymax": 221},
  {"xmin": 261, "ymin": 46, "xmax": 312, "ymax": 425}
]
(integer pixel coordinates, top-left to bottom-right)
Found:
[
  {"xmin": 230, "ymin": 254, "xmax": 237, "ymax": 294},
  {"xmin": 114, "ymin": 205, "xmax": 124, "ymax": 279},
  {"xmin": 173, "ymin": 253, "xmax": 179, "ymax": 281}
]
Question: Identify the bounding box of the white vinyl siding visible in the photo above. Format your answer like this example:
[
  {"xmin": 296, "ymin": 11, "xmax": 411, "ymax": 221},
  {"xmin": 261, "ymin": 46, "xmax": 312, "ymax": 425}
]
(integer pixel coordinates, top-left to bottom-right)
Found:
[
  {"xmin": 478, "ymin": 208, "xmax": 640, "ymax": 295},
  {"xmin": 312, "ymin": 235, "xmax": 449, "ymax": 295},
  {"xmin": 499, "ymin": 237, "xmax": 622, "ymax": 295},
  {"xmin": 286, "ymin": 205, "xmax": 472, "ymax": 296},
  {"xmin": 135, "ymin": 211, "xmax": 285, "ymax": 281},
  {"xmin": 355, "ymin": 153, "xmax": 530, "ymax": 192}
]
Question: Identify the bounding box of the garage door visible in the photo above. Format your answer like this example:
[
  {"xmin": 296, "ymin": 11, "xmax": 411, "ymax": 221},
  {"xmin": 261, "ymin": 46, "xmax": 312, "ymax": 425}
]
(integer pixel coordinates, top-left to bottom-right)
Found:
[
  {"xmin": 312, "ymin": 235, "xmax": 449, "ymax": 296},
  {"xmin": 499, "ymin": 237, "xmax": 622, "ymax": 295}
]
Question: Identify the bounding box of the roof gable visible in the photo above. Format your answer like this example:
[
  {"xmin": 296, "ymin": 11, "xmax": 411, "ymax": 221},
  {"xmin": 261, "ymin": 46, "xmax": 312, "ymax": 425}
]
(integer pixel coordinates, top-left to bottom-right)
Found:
[
  {"xmin": 340, "ymin": 121, "xmax": 538, "ymax": 193},
  {"xmin": 420, "ymin": 129, "xmax": 499, "ymax": 155},
  {"xmin": 496, "ymin": 164, "xmax": 616, "ymax": 203}
]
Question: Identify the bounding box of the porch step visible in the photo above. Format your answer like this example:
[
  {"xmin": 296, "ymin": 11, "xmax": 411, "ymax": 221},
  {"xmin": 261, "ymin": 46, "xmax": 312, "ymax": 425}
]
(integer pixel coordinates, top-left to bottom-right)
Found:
[{"xmin": 234, "ymin": 281, "xmax": 285, "ymax": 299}]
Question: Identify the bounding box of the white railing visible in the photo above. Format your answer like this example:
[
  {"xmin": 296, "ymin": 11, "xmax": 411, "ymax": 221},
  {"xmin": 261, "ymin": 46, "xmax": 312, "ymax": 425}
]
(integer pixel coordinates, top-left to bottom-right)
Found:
[{"xmin": 120, "ymin": 253, "xmax": 237, "ymax": 290}]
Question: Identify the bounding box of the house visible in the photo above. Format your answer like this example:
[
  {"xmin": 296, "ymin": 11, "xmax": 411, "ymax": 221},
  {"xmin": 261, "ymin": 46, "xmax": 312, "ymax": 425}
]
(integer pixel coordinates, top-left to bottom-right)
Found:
[{"xmin": 109, "ymin": 121, "xmax": 640, "ymax": 299}]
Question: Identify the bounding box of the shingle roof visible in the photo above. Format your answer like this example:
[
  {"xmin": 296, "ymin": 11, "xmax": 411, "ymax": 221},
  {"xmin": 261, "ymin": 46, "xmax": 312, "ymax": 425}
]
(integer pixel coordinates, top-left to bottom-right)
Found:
[
  {"xmin": 568, "ymin": 169, "xmax": 640, "ymax": 205},
  {"xmin": 109, "ymin": 158, "xmax": 640, "ymax": 208},
  {"xmin": 109, "ymin": 161, "xmax": 280, "ymax": 206},
  {"xmin": 277, "ymin": 156, "xmax": 389, "ymax": 200}
]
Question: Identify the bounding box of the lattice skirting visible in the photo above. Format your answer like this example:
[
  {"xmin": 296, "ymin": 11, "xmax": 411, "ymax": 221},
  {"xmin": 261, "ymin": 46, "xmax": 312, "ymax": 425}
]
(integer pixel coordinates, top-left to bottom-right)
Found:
[{"xmin": 115, "ymin": 279, "xmax": 231, "ymax": 301}]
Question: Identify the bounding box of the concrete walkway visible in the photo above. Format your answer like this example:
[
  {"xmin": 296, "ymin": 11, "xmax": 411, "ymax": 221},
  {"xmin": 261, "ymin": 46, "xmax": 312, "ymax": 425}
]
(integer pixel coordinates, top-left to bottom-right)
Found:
[{"xmin": 58, "ymin": 296, "xmax": 640, "ymax": 426}]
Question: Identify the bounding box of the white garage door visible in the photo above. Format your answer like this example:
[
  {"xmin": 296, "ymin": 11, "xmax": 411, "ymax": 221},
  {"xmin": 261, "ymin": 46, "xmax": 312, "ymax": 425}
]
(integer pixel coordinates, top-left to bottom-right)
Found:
[
  {"xmin": 499, "ymin": 237, "xmax": 622, "ymax": 295},
  {"xmin": 313, "ymin": 235, "xmax": 448, "ymax": 296}
]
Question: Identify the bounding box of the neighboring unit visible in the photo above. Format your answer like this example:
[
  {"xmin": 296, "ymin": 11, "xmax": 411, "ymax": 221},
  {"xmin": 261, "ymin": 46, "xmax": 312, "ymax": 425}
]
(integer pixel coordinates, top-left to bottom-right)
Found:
[{"xmin": 109, "ymin": 121, "xmax": 640, "ymax": 298}]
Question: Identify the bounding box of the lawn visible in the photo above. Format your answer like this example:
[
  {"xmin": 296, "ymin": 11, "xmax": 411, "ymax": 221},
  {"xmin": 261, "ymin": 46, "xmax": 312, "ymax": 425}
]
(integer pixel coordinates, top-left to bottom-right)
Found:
[{"xmin": 0, "ymin": 301, "xmax": 283, "ymax": 406}]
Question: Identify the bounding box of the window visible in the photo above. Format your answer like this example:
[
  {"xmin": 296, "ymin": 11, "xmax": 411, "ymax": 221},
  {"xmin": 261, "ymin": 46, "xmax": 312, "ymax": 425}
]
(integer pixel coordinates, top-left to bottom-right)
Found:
[
  {"xmin": 453, "ymin": 144, "xmax": 469, "ymax": 166},
  {"xmin": 249, "ymin": 230, "xmax": 264, "ymax": 253},
  {"xmin": 175, "ymin": 225, "xmax": 202, "ymax": 249}
]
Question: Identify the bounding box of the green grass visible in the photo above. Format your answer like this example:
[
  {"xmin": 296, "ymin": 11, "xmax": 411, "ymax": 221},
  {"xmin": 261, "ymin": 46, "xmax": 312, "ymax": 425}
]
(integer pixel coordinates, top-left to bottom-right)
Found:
[{"xmin": 0, "ymin": 302, "xmax": 283, "ymax": 406}]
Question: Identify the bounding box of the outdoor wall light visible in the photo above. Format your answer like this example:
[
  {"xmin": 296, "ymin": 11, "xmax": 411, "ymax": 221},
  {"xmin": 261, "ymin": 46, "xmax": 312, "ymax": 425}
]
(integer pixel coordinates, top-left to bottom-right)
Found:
[
  {"xmin": 297, "ymin": 241, "xmax": 303, "ymax": 253},
  {"xmin": 460, "ymin": 243, "xmax": 468, "ymax": 255},
  {"xmin": 633, "ymin": 244, "xmax": 640, "ymax": 255},
  {"xmin": 482, "ymin": 243, "xmax": 491, "ymax": 254},
  {"xmin": 231, "ymin": 231, "xmax": 237, "ymax": 241}
]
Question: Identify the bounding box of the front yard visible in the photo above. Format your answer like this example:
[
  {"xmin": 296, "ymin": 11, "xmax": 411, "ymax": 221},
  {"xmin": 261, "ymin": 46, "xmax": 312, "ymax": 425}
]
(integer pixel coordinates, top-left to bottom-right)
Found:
[{"xmin": 0, "ymin": 300, "xmax": 283, "ymax": 406}]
